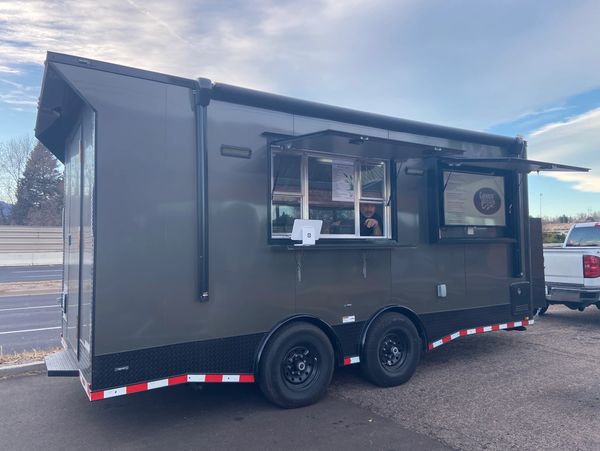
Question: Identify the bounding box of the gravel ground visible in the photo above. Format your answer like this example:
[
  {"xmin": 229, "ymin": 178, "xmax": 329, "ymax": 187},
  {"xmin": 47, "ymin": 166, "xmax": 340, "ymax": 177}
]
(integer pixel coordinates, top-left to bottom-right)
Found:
[{"xmin": 330, "ymin": 305, "xmax": 600, "ymax": 450}]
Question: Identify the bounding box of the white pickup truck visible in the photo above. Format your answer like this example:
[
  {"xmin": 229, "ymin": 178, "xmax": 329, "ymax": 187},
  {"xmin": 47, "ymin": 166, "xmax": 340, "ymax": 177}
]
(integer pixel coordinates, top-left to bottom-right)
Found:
[{"xmin": 543, "ymin": 222, "xmax": 600, "ymax": 313}]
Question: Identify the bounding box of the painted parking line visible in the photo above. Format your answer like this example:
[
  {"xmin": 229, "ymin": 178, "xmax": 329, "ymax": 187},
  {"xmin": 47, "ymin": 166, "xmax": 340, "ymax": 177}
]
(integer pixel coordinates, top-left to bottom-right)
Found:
[
  {"xmin": 0, "ymin": 305, "xmax": 58, "ymax": 312},
  {"xmin": 0, "ymin": 326, "xmax": 61, "ymax": 335}
]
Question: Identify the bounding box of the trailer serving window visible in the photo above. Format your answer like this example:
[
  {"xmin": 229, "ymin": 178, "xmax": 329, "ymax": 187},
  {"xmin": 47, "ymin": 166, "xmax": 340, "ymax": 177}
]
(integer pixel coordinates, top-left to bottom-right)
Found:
[
  {"xmin": 271, "ymin": 150, "xmax": 390, "ymax": 240},
  {"xmin": 434, "ymin": 167, "xmax": 512, "ymax": 241},
  {"xmin": 434, "ymin": 156, "xmax": 590, "ymax": 242}
]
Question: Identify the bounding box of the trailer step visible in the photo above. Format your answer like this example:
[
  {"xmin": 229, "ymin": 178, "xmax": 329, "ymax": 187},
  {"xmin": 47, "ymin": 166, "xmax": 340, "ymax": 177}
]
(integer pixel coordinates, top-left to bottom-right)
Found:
[{"xmin": 45, "ymin": 349, "xmax": 79, "ymax": 377}]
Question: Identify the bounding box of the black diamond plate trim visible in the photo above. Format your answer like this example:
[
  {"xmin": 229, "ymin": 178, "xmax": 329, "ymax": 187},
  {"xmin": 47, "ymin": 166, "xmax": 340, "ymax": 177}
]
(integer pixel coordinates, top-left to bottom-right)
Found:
[
  {"xmin": 92, "ymin": 333, "xmax": 265, "ymax": 391},
  {"xmin": 421, "ymin": 304, "xmax": 516, "ymax": 343}
]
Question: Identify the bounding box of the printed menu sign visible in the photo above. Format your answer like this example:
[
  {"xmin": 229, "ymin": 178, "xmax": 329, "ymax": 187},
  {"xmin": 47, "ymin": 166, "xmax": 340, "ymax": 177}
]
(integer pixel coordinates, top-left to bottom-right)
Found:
[
  {"xmin": 443, "ymin": 171, "xmax": 506, "ymax": 226},
  {"xmin": 332, "ymin": 160, "xmax": 355, "ymax": 202}
]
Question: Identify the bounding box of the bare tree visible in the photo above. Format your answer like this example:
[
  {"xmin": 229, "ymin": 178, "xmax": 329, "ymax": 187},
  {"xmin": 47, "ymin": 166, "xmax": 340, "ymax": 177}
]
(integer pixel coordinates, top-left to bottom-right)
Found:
[{"xmin": 0, "ymin": 134, "xmax": 35, "ymax": 204}]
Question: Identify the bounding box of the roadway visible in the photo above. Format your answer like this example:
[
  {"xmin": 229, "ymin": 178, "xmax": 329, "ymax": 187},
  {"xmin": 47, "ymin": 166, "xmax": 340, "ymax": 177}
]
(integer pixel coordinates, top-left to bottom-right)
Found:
[
  {"xmin": 0, "ymin": 293, "xmax": 61, "ymax": 353},
  {"xmin": 0, "ymin": 265, "xmax": 62, "ymax": 283},
  {"xmin": 0, "ymin": 265, "xmax": 62, "ymax": 354}
]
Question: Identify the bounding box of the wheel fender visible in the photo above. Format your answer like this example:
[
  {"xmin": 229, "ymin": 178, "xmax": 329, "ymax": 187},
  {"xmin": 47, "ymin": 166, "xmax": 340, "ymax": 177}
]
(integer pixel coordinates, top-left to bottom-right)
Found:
[
  {"xmin": 254, "ymin": 315, "xmax": 344, "ymax": 374},
  {"xmin": 359, "ymin": 305, "xmax": 429, "ymax": 353}
]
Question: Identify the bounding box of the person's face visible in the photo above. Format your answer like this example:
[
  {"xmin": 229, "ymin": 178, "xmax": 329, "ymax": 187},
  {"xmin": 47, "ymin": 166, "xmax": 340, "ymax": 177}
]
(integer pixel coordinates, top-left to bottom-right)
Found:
[{"xmin": 360, "ymin": 203, "xmax": 377, "ymax": 218}]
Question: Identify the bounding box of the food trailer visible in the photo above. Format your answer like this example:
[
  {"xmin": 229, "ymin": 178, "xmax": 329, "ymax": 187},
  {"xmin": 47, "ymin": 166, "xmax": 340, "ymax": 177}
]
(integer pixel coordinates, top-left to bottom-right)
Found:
[{"xmin": 38, "ymin": 52, "xmax": 586, "ymax": 408}]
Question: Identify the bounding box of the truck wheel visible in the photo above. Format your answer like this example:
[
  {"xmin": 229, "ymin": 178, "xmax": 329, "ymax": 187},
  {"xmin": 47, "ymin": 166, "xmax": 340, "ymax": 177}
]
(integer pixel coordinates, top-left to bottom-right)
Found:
[
  {"xmin": 258, "ymin": 322, "xmax": 334, "ymax": 409},
  {"xmin": 361, "ymin": 313, "xmax": 420, "ymax": 387}
]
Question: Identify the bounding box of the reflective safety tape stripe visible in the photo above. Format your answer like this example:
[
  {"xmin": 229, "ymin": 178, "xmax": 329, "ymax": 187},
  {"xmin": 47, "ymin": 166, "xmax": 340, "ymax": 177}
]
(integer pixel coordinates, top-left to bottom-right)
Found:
[
  {"xmin": 168, "ymin": 375, "xmax": 188, "ymax": 385},
  {"xmin": 343, "ymin": 356, "xmax": 360, "ymax": 366},
  {"xmin": 79, "ymin": 372, "xmax": 256, "ymax": 402},
  {"xmin": 427, "ymin": 319, "xmax": 534, "ymax": 351}
]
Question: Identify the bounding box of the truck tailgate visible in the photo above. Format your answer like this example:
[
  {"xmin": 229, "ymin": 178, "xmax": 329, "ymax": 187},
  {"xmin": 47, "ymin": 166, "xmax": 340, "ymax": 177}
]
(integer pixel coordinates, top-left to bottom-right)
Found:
[
  {"xmin": 544, "ymin": 249, "xmax": 585, "ymax": 285},
  {"xmin": 544, "ymin": 248, "xmax": 600, "ymax": 285}
]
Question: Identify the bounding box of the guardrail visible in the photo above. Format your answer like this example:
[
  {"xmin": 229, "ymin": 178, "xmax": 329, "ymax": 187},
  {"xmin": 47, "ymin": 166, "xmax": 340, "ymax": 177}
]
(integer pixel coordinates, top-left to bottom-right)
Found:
[{"xmin": 0, "ymin": 226, "xmax": 62, "ymax": 266}]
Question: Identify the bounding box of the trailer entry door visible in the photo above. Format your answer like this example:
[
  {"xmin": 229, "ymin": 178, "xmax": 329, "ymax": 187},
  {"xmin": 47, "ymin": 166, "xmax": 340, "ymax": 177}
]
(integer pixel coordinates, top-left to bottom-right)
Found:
[{"xmin": 64, "ymin": 124, "xmax": 82, "ymax": 355}]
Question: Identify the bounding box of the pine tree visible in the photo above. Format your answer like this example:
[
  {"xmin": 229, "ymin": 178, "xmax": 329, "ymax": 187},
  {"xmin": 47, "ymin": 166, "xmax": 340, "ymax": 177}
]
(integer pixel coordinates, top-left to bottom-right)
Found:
[{"xmin": 10, "ymin": 142, "xmax": 63, "ymax": 226}]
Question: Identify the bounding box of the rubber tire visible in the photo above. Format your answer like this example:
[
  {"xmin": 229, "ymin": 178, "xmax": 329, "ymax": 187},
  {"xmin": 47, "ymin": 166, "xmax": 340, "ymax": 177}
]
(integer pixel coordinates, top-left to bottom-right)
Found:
[
  {"xmin": 258, "ymin": 322, "xmax": 334, "ymax": 409},
  {"xmin": 538, "ymin": 305, "xmax": 548, "ymax": 316},
  {"xmin": 361, "ymin": 313, "xmax": 421, "ymax": 387}
]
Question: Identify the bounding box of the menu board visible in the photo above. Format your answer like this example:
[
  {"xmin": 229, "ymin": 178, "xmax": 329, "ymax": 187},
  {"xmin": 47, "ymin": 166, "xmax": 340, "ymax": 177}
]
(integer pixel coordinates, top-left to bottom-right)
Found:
[{"xmin": 443, "ymin": 171, "xmax": 506, "ymax": 226}]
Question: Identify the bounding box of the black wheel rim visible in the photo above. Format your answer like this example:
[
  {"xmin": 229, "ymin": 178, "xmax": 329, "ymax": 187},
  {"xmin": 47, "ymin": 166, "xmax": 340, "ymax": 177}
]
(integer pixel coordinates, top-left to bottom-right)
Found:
[
  {"xmin": 281, "ymin": 345, "xmax": 320, "ymax": 389},
  {"xmin": 379, "ymin": 332, "xmax": 407, "ymax": 371}
]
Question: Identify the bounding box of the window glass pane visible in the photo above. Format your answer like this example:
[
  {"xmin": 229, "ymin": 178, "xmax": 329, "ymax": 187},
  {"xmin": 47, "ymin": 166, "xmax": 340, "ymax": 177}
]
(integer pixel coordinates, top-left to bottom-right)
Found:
[
  {"xmin": 361, "ymin": 163, "xmax": 385, "ymax": 199},
  {"xmin": 360, "ymin": 202, "xmax": 385, "ymax": 237},
  {"xmin": 566, "ymin": 227, "xmax": 600, "ymax": 247},
  {"xmin": 273, "ymin": 153, "xmax": 301, "ymax": 193},
  {"xmin": 308, "ymin": 157, "xmax": 355, "ymax": 235},
  {"xmin": 272, "ymin": 195, "xmax": 300, "ymax": 234}
]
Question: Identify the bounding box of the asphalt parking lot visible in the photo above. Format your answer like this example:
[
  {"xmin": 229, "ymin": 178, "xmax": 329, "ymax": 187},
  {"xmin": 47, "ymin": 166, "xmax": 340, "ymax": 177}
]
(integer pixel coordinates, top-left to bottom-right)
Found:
[
  {"xmin": 1, "ymin": 304, "xmax": 599, "ymax": 450},
  {"xmin": 332, "ymin": 304, "xmax": 600, "ymax": 450},
  {"xmin": 0, "ymin": 373, "xmax": 448, "ymax": 451}
]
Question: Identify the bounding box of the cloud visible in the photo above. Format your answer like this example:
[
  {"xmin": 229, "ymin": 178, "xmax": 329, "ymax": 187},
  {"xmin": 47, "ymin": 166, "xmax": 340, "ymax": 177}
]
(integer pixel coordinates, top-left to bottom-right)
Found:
[
  {"xmin": 0, "ymin": 78, "xmax": 38, "ymax": 111},
  {"xmin": 1, "ymin": 1, "xmax": 600, "ymax": 130},
  {"xmin": 0, "ymin": 65, "xmax": 20, "ymax": 74},
  {"xmin": 514, "ymin": 106, "xmax": 568, "ymax": 121},
  {"xmin": 527, "ymin": 106, "xmax": 600, "ymax": 192},
  {"xmin": 0, "ymin": 0, "xmax": 376, "ymax": 91}
]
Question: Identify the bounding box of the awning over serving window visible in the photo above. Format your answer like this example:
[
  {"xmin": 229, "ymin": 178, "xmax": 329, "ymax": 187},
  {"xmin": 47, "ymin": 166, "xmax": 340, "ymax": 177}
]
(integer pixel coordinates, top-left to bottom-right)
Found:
[
  {"xmin": 440, "ymin": 157, "xmax": 589, "ymax": 173},
  {"xmin": 269, "ymin": 129, "xmax": 463, "ymax": 159}
]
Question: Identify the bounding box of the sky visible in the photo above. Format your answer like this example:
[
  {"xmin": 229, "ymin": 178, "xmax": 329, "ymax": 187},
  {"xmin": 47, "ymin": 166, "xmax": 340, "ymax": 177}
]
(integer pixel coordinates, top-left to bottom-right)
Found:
[{"xmin": 1, "ymin": 0, "xmax": 600, "ymax": 217}]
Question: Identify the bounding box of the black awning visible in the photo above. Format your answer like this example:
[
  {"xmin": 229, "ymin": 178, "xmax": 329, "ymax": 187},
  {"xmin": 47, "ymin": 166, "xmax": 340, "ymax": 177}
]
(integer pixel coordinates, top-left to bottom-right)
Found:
[
  {"xmin": 440, "ymin": 157, "xmax": 589, "ymax": 173},
  {"xmin": 269, "ymin": 129, "xmax": 464, "ymax": 159}
]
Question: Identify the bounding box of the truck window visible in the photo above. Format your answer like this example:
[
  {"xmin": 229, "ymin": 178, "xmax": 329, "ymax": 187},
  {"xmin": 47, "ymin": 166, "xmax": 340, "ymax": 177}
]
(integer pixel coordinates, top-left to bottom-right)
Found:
[
  {"xmin": 566, "ymin": 226, "xmax": 600, "ymax": 247},
  {"xmin": 271, "ymin": 150, "xmax": 390, "ymax": 239}
]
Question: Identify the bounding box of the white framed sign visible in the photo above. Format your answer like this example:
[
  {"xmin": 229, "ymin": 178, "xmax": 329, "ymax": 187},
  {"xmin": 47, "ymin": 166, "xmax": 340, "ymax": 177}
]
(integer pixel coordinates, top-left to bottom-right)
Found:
[{"xmin": 443, "ymin": 171, "xmax": 506, "ymax": 226}]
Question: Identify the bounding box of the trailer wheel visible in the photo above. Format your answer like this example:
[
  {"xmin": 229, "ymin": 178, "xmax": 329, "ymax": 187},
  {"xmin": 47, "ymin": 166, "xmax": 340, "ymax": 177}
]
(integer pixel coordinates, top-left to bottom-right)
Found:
[
  {"xmin": 361, "ymin": 313, "xmax": 420, "ymax": 387},
  {"xmin": 258, "ymin": 322, "xmax": 334, "ymax": 408}
]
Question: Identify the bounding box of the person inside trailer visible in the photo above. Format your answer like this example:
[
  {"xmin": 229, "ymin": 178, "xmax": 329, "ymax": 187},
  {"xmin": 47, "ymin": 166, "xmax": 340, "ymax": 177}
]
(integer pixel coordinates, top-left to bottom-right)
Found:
[{"xmin": 360, "ymin": 202, "xmax": 383, "ymax": 236}]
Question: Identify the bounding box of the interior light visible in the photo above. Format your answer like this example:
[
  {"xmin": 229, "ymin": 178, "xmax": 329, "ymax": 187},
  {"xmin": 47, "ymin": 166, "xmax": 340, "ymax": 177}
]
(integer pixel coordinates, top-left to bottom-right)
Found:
[
  {"xmin": 405, "ymin": 168, "xmax": 424, "ymax": 176},
  {"xmin": 349, "ymin": 136, "xmax": 369, "ymax": 145}
]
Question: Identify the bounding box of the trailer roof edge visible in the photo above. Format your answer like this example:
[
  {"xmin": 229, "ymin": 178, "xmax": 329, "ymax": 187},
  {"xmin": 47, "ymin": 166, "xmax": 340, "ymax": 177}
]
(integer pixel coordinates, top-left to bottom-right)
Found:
[
  {"xmin": 45, "ymin": 52, "xmax": 519, "ymax": 149},
  {"xmin": 46, "ymin": 52, "xmax": 197, "ymax": 89},
  {"xmin": 211, "ymin": 83, "xmax": 517, "ymax": 149}
]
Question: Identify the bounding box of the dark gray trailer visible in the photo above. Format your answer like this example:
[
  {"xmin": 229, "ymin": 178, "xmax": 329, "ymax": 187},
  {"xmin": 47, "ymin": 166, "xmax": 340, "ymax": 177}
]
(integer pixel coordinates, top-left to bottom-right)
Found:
[{"xmin": 38, "ymin": 52, "xmax": 586, "ymax": 407}]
